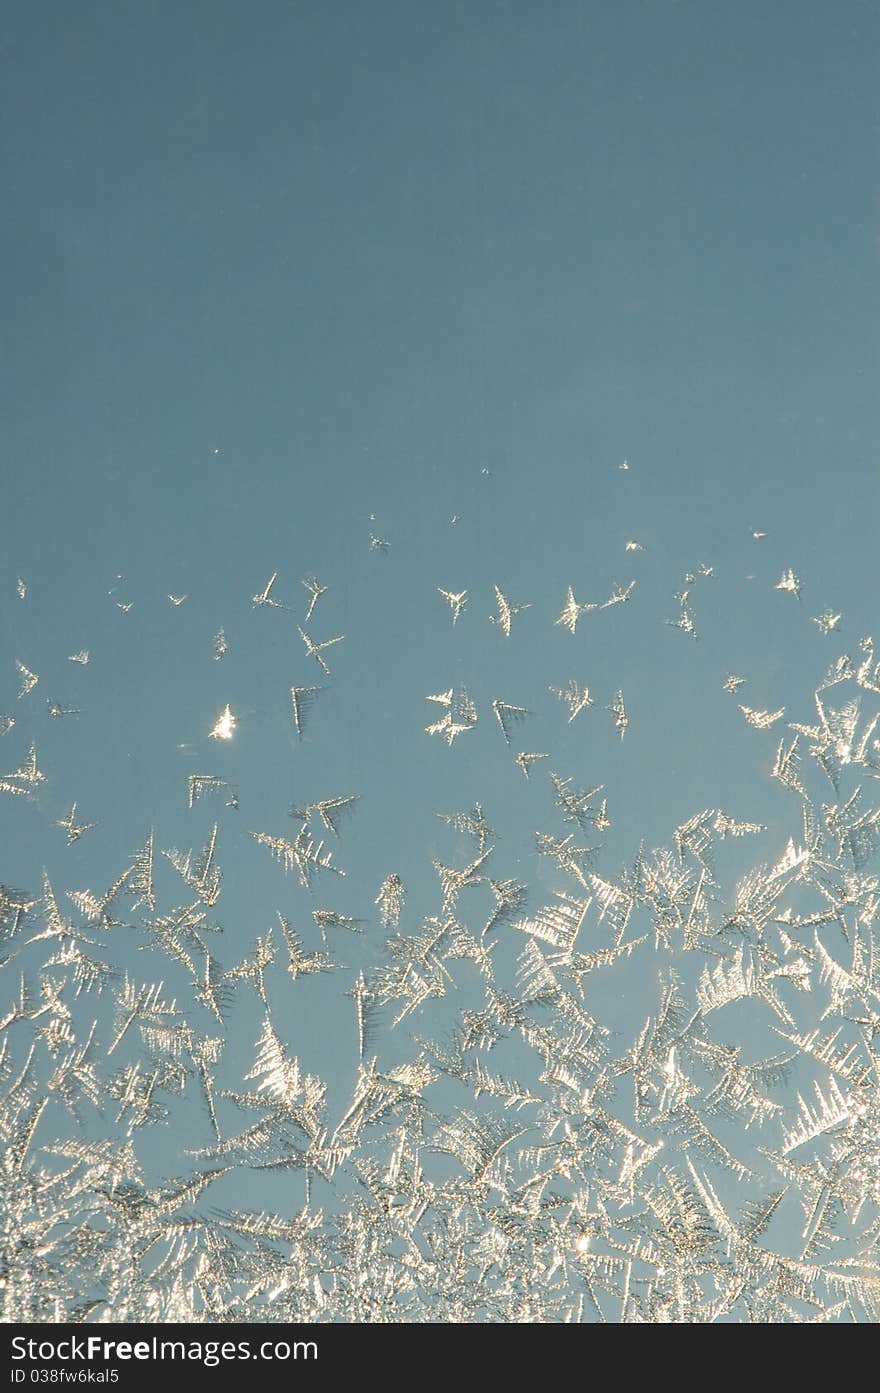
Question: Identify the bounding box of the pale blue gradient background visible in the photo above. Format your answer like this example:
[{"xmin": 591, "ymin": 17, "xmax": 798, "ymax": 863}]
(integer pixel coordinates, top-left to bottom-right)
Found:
[{"xmin": 1, "ymin": 2, "xmax": 878, "ymax": 1241}]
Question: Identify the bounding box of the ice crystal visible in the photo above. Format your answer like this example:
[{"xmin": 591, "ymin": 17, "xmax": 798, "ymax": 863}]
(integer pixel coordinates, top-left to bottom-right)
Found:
[
  {"xmin": 15, "ymin": 661, "xmax": 39, "ymax": 699},
  {"xmin": 438, "ymin": 589, "xmax": 468, "ymax": 625},
  {"xmin": 776, "ymin": 569, "xmax": 802, "ymax": 601},
  {"xmin": 551, "ymin": 681, "xmax": 593, "ymax": 722},
  {"xmin": 3, "ymin": 504, "xmax": 880, "ymax": 1329},
  {"xmin": 490, "ymin": 586, "xmax": 531, "ymax": 636}
]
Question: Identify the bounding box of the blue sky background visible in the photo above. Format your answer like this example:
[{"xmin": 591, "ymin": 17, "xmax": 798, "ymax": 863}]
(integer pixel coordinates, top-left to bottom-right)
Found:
[{"xmin": 1, "ymin": 1, "xmax": 878, "ymax": 1311}]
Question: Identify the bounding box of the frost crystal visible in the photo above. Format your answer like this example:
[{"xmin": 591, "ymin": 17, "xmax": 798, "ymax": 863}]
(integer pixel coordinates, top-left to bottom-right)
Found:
[{"xmin": 3, "ymin": 490, "xmax": 880, "ymax": 1329}]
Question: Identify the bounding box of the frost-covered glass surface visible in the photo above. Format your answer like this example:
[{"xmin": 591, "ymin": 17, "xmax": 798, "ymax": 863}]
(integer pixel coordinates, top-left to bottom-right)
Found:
[{"xmin": 2, "ymin": 2, "xmax": 878, "ymax": 1324}]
